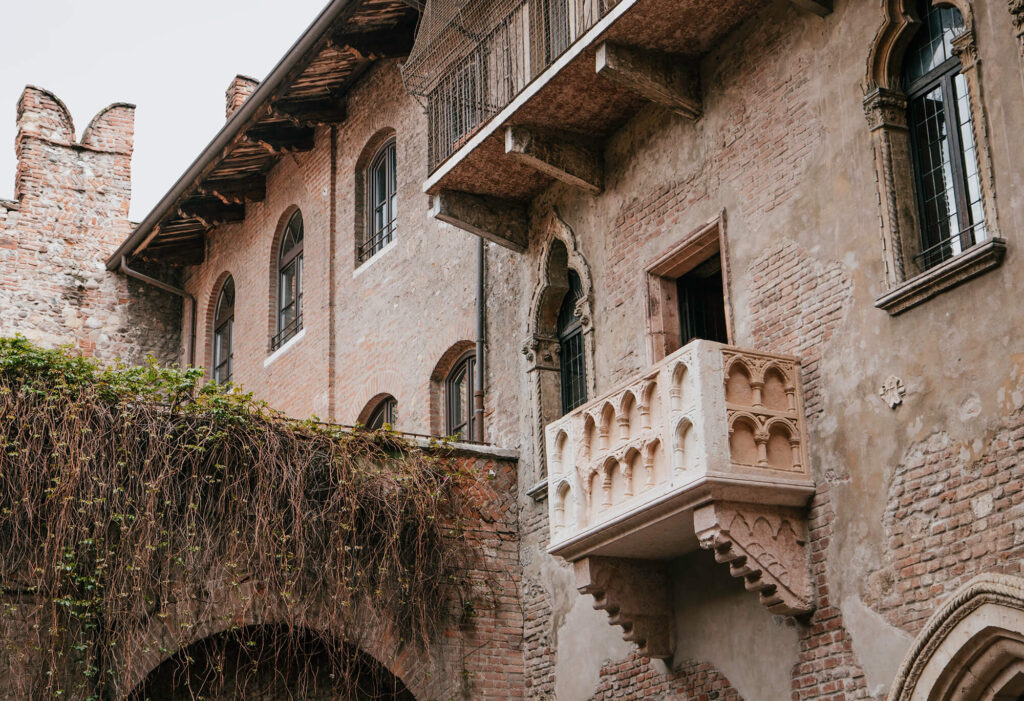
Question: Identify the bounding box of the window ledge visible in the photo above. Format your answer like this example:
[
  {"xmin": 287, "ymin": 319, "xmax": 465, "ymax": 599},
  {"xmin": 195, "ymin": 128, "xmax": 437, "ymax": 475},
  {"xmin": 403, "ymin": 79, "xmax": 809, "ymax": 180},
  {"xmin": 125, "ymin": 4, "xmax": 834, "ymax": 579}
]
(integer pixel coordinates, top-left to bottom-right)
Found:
[
  {"xmin": 353, "ymin": 238, "xmax": 397, "ymax": 277},
  {"xmin": 263, "ymin": 328, "xmax": 306, "ymax": 368},
  {"xmin": 875, "ymin": 238, "xmax": 1006, "ymax": 315},
  {"xmin": 527, "ymin": 479, "xmax": 548, "ymax": 502}
]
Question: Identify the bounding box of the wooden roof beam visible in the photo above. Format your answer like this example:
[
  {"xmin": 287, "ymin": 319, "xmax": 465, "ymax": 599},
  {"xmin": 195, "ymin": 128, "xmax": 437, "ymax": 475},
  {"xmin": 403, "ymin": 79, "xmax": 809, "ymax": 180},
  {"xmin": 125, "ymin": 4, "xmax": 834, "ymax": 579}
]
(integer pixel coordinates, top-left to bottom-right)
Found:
[
  {"xmin": 177, "ymin": 196, "xmax": 246, "ymax": 228},
  {"xmin": 271, "ymin": 96, "xmax": 348, "ymax": 126},
  {"xmin": 595, "ymin": 42, "xmax": 702, "ymax": 121},
  {"xmin": 245, "ymin": 123, "xmax": 316, "ymax": 154},
  {"xmin": 431, "ymin": 190, "xmax": 528, "ymax": 253},
  {"xmin": 331, "ymin": 20, "xmax": 418, "ymax": 60},
  {"xmin": 199, "ymin": 175, "xmax": 267, "ymax": 205},
  {"xmin": 505, "ymin": 126, "xmax": 603, "ymax": 195}
]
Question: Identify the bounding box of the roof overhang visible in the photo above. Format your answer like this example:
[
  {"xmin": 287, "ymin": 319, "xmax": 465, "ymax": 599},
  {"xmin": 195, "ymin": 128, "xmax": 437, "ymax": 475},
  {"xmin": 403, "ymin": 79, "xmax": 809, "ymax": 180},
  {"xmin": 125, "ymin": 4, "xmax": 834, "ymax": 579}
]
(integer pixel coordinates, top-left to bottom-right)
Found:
[{"xmin": 106, "ymin": 0, "xmax": 418, "ymax": 270}]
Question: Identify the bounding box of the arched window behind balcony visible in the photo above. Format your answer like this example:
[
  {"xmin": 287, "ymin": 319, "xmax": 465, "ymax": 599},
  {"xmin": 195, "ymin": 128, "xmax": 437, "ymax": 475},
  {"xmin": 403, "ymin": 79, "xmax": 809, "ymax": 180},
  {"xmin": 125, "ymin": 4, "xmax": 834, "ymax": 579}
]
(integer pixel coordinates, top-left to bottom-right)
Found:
[
  {"xmin": 445, "ymin": 351, "xmax": 476, "ymax": 441},
  {"xmin": 213, "ymin": 276, "xmax": 234, "ymax": 384},
  {"xmin": 366, "ymin": 395, "xmax": 398, "ymax": 430},
  {"xmin": 904, "ymin": 1, "xmax": 985, "ymax": 270},
  {"xmin": 558, "ymin": 269, "xmax": 588, "ymax": 415},
  {"xmin": 273, "ymin": 210, "xmax": 304, "ymax": 350}
]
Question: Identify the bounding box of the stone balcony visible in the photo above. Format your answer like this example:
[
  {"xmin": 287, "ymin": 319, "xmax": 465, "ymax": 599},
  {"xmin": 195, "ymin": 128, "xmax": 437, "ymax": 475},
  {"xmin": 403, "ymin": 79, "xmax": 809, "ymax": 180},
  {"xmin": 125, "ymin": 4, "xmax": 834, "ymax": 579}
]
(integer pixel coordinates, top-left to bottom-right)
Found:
[{"xmin": 544, "ymin": 340, "xmax": 816, "ymax": 658}]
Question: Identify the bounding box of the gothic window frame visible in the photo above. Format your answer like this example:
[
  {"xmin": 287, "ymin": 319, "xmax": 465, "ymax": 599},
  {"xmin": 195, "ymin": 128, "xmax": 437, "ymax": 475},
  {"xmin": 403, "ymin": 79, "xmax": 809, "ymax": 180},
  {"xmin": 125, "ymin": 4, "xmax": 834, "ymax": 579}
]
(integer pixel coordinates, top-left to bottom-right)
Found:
[
  {"xmin": 359, "ymin": 138, "xmax": 398, "ymax": 263},
  {"xmin": 212, "ymin": 276, "xmax": 235, "ymax": 384},
  {"xmin": 865, "ymin": 0, "xmax": 1004, "ymax": 315},
  {"xmin": 557, "ymin": 269, "xmax": 588, "ymax": 415},
  {"xmin": 364, "ymin": 394, "xmax": 398, "ymax": 430},
  {"xmin": 272, "ymin": 209, "xmax": 304, "ymax": 350}
]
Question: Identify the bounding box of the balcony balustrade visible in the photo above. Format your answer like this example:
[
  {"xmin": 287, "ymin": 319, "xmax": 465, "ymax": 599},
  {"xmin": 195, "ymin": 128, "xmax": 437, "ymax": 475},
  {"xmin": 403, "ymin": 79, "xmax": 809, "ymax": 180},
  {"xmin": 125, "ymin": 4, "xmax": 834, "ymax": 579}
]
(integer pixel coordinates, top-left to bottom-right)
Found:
[{"xmin": 544, "ymin": 340, "xmax": 816, "ymax": 658}]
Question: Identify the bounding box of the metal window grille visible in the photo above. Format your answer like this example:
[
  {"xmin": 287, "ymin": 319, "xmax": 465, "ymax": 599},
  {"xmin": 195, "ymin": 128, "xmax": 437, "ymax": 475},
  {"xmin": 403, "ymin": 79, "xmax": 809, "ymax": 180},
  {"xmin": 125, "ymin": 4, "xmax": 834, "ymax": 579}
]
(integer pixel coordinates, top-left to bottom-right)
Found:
[
  {"xmin": 558, "ymin": 270, "xmax": 587, "ymax": 414},
  {"xmin": 403, "ymin": 0, "xmax": 621, "ymax": 173},
  {"xmin": 904, "ymin": 0, "xmax": 985, "ymax": 272},
  {"xmin": 359, "ymin": 139, "xmax": 398, "ymax": 263}
]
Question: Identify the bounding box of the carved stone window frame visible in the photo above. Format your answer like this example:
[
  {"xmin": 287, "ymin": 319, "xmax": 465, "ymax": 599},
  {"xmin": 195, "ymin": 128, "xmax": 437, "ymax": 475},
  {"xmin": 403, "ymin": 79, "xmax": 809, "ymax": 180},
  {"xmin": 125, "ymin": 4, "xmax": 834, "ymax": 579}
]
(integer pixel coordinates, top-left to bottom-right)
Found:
[
  {"xmin": 524, "ymin": 209, "xmax": 596, "ymax": 497},
  {"xmin": 643, "ymin": 212, "xmax": 734, "ymax": 364},
  {"xmin": 865, "ymin": 0, "xmax": 1005, "ymax": 315}
]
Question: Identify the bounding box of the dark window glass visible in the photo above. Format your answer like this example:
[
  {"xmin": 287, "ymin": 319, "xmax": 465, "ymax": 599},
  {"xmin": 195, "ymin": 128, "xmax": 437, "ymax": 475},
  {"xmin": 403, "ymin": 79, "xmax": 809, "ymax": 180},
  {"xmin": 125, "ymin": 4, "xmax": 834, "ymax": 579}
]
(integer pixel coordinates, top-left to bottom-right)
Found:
[
  {"xmin": 445, "ymin": 352, "xmax": 476, "ymax": 440},
  {"xmin": 676, "ymin": 254, "xmax": 728, "ymax": 346},
  {"xmin": 904, "ymin": 1, "xmax": 985, "ymax": 270},
  {"xmin": 366, "ymin": 396, "xmax": 397, "ymax": 430},
  {"xmin": 544, "ymin": 0, "xmax": 571, "ymax": 62},
  {"xmin": 558, "ymin": 270, "xmax": 588, "ymax": 415},
  {"xmin": 213, "ymin": 276, "xmax": 234, "ymax": 384},
  {"xmin": 360, "ymin": 139, "xmax": 398, "ymax": 262},
  {"xmin": 273, "ymin": 211, "xmax": 304, "ymax": 350}
]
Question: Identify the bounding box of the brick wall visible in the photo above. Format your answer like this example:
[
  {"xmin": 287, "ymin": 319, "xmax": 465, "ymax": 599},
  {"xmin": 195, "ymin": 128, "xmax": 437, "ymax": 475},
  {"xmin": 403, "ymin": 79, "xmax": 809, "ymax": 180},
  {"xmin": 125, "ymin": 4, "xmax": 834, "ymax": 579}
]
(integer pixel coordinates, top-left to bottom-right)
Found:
[
  {"xmin": 0, "ymin": 86, "xmax": 180, "ymax": 364},
  {"xmin": 592, "ymin": 655, "xmax": 742, "ymax": 700}
]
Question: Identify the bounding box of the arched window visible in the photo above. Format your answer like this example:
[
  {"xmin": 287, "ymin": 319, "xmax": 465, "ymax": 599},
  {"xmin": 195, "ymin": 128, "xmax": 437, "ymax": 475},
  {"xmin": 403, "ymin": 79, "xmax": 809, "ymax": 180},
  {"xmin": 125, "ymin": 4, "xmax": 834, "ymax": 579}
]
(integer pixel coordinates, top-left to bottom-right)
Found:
[
  {"xmin": 366, "ymin": 395, "xmax": 398, "ymax": 430},
  {"xmin": 212, "ymin": 276, "xmax": 234, "ymax": 384},
  {"xmin": 558, "ymin": 269, "xmax": 588, "ymax": 414},
  {"xmin": 903, "ymin": 1, "xmax": 985, "ymax": 270},
  {"xmin": 273, "ymin": 210, "xmax": 303, "ymax": 350},
  {"xmin": 445, "ymin": 351, "xmax": 476, "ymax": 440},
  {"xmin": 360, "ymin": 139, "xmax": 397, "ymax": 263}
]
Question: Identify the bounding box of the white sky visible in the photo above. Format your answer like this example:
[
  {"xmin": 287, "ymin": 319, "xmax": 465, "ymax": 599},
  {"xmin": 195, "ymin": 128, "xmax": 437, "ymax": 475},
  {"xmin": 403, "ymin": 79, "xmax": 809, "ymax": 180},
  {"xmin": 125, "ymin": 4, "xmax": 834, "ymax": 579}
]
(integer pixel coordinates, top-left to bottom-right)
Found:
[{"xmin": 0, "ymin": 0, "xmax": 330, "ymax": 221}]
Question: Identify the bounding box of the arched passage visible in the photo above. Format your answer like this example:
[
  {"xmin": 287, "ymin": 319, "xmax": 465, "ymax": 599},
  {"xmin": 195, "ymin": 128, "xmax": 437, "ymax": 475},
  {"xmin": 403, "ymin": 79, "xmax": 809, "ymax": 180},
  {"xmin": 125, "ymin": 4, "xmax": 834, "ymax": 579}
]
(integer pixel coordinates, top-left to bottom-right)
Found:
[{"xmin": 130, "ymin": 624, "xmax": 416, "ymax": 701}]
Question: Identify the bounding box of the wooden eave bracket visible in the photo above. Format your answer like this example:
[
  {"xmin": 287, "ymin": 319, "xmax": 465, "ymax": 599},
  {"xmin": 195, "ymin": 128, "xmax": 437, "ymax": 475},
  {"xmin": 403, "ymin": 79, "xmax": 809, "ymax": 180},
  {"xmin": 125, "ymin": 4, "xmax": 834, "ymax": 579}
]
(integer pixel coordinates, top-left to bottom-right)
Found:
[
  {"xmin": 271, "ymin": 96, "xmax": 348, "ymax": 127},
  {"xmin": 431, "ymin": 190, "xmax": 529, "ymax": 253},
  {"xmin": 199, "ymin": 175, "xmax": 267, "ymax": 205},
  {"xmin": 331, "ymin": 20, "xmax": 418, "ymax": 60},
  {"xmin": 505, "ymin": 126, "xmax": 603, "ymax": 194},
  {"xmin": 244, "ymin": 123, "xmax": 316, "ymax": 154},
  {"xmin": 177, "ymin": 196, "xmax": 245, "ymax": 228},
  {"xmin": 694, "ymin": 501, "xmax": 815, "ymax": 617},
  {"xmin": 595, "ymin": 42, "xmax": 702, "ymax": 121},
  {"xmin": 790, "ymin": 0, "xmax": 833, "ymax": 16},
  {"xmin": 574, "ymin": 557, "xmax": 674, "ymax": 659}
]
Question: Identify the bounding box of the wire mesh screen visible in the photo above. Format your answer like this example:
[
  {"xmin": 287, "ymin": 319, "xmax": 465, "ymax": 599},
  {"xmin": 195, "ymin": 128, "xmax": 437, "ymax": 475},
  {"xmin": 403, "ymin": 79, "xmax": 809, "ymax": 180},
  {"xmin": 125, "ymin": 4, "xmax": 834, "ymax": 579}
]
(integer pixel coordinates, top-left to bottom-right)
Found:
[{"xmin": 402, "ymin": 0, "xmax": 621, "ymax": 173}]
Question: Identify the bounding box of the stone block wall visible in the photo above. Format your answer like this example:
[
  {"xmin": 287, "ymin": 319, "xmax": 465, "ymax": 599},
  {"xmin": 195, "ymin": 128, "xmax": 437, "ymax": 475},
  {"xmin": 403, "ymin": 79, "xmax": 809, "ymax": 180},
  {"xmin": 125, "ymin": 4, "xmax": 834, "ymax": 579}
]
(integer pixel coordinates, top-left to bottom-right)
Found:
[{"xmin": 0, "ymin": 86, "xmax": 180, "ymax": 364}]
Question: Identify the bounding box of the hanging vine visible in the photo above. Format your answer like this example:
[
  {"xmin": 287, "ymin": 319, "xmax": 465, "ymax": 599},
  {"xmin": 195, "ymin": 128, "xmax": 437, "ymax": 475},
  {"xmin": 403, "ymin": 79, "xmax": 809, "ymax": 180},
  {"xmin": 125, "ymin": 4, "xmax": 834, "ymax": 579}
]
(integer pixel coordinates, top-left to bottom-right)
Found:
[{"xmin": 0, "ymin": 336, "xmax": 471, "ymax": 699}]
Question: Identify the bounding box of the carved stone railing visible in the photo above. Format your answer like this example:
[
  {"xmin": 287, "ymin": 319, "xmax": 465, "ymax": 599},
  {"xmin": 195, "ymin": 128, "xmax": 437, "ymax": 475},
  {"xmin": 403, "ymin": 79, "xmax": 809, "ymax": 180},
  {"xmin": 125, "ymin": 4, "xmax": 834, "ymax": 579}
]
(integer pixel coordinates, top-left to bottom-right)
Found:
[{"xmin": 545, "ymin": 340, "xmax": 816, "ymax": 658}]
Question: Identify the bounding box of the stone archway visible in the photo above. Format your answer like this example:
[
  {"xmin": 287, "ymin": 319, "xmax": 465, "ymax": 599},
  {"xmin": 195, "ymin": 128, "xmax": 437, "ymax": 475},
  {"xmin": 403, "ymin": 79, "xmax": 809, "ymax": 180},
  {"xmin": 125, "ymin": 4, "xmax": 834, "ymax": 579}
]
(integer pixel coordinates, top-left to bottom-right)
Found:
[
  {"xmin": 129, "ymin": 624, "xmax": 416, "ymax": 701},
  {"xmin": 889, "ymin": 573, "xmax": 1024, "ymax": 700},
  {"xmin": 523, "ymin": 209, "xmax": 596, "ymax": 488}
]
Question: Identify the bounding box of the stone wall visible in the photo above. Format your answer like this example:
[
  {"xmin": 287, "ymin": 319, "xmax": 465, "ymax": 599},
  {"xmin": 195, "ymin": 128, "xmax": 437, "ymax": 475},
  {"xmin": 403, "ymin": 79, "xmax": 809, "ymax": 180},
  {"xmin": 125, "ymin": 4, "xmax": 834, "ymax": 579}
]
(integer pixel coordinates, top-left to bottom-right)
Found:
[{"xmin": 0, "ymin": 86, "xmax": 180, "ymax": 364}]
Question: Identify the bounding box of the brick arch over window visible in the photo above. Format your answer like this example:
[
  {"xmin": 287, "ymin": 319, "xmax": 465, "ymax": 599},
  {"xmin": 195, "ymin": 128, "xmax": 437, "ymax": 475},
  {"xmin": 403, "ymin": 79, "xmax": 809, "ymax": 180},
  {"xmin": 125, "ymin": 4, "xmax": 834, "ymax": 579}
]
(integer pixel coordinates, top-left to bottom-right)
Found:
[
  {"xmin": 354, "ymin": 127, "xmax": 398, "ymax": 265},
  {"xmin": 429, "ymin": 340, "xmax": 476, "ymax": 437},
  {"xmin": 268, "ymin": 205, "xmax": 304, "ymax": 349},
  {"xmin": 889, "ymin": 573, "xmax": 1024, "ymax": 700},
  {"xmin": 203, "ymin": 269, "xmax": 235, "ymax": 378},
  {"xmin": 864, "ymin": 0, "xmax": 1004, "ymax": 313},
  {"xmin": 524, "ymin": 209, "xmax": 595, "ymax": 486},
  {"xmin": 116, "ymin": 580, "xmax": 439, "ymax": 700},
  {"xmin": 358, "ymin": 392, "xmax": 398, "ymax": 428}
]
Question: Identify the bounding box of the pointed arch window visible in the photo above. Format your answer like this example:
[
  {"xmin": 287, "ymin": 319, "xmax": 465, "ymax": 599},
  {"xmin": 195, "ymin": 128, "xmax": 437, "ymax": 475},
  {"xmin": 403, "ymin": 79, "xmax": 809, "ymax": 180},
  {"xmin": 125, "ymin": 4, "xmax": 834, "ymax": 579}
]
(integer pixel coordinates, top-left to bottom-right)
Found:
[
  {"xmin": 273, "ymin": 210, "xmax": 303, "ymax": 350},
  {"xmin": 903, "ymin": 1, "xmax": 985, "ymax": 270},
  {"xmin": 558, "ymin": 269, "xmax": 588, "ymax": 415},
  {"xmin": 445, "ymin": 351, "xmax": 476, "ymax": 440},
  {"xmin": 213, "ymin": 276, "xmax": 234, "ymax": 384},
  {"xmin": 360, "ymin": 139, "xmax": 397, "ymax": 263}
]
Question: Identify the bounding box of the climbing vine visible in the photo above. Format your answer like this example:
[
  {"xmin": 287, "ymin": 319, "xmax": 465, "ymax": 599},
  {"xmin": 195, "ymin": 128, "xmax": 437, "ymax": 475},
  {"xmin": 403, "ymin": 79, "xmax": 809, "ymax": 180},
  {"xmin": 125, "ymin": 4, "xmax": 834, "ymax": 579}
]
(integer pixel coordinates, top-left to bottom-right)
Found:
[{"xmin": 0, "ymin": 336, "xmax": 471, "ymax": 699}]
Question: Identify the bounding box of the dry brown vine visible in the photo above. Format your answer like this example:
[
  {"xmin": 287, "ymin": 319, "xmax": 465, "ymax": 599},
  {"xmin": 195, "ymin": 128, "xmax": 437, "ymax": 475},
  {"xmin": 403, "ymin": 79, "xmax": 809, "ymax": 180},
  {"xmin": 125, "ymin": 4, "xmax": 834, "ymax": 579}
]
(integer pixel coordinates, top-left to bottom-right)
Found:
[{"xmin": 0, "ymin": 337, "xmax": 471, "ymax": 699}]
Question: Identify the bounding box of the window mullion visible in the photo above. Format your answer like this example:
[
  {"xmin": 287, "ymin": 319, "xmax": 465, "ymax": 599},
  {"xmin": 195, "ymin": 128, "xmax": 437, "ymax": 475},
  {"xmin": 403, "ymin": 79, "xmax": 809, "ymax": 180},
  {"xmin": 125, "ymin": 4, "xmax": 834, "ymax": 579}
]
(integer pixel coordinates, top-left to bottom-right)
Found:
[{"xmin": 942, "ymin": 73, "xmax": 972, "ymax": 238}]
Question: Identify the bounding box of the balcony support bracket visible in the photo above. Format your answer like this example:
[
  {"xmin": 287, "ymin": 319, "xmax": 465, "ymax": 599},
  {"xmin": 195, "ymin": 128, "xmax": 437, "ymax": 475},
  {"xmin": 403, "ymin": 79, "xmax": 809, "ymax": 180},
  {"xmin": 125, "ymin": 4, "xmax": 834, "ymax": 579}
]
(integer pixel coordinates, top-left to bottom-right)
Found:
[
  {"xmin": 431, "ymin": 190, "xmax": 529, "ymax": 253},
  {"xmin": 595, "ymin": 42, "xmax": 702, "ymax": 121},
  {"xmin": 505, "ymin": 126, "xmax": 603, "ymax": 195},
  {"xmin": 574, "ymin": 556, "xmax": 674, "ymax": 659},
  {"xmin": 694, "ymin": 501, "xmax": 815, "ymax": 617},
  {"xmin": 790, "ymin": 0, "xmax": 833, "ymax": 17}
]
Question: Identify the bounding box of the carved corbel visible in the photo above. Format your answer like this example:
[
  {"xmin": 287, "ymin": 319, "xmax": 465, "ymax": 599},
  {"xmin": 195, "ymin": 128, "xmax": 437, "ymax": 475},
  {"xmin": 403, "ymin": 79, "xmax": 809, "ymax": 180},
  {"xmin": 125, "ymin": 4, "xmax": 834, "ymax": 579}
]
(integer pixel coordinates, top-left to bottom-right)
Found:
[
  {"xmin": 1011, "ymin": 0, "xmax": 1024, "ymax": 46},
  {"xmin": 574, "ymin": 557, "xmax": 673, "ymax": 659},
  {"xmin": 694, "ymin": 501, "xmax": 814, "ymax": 616}
]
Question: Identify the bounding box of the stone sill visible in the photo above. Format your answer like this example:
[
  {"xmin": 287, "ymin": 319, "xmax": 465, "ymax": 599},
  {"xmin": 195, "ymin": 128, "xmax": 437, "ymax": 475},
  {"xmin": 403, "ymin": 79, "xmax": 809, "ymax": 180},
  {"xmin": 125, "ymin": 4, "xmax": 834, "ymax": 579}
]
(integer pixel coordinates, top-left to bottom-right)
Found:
[
  {"xmin": 875, "ymin": 238, "xmax": 1006, "ymax": 315},
  {"xmin": 527, "ymin": 479, "xmax": 548, "ymax": 502},
  {"xmin": 263, "ymin": 327, "xmax": 306, "ymax": 368},
  {"xmin": 407, "ymin": 436, "xmax": 519, "ymax": 461}
]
